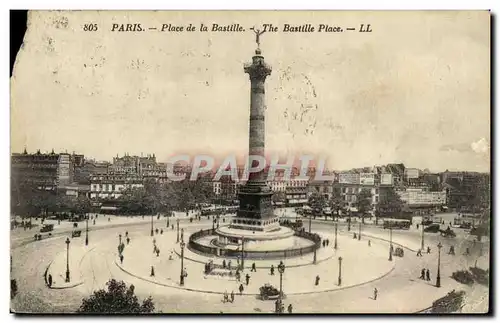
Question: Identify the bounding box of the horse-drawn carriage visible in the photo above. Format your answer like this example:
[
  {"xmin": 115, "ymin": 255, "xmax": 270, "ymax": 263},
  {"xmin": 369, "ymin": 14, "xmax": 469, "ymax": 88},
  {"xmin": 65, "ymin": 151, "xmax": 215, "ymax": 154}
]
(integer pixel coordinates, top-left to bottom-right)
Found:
[{"xmin": 72, "ymin": 230, "xmax": 82, "ymax": 238}]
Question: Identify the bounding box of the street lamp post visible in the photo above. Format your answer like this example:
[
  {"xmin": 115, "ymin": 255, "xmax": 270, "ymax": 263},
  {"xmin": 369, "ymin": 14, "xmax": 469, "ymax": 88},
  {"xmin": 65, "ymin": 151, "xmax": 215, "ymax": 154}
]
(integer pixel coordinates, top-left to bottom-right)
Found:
[
  {"xmin": 334, "ymin": 222, "xmax": 338, "ymax": 250},
  {"xmin": 278, "ymin": 262, "xmax": 285, "ymax": 313},
  {"xmin": 119, "ymin": 234, "xmax": 122, "ymax": 245},
  {"xmin": 338, "ymin": 256, "xmax": 343, "ymax": 286},
  {"xmin": 313, "ymin": 245, "xmax": 317, "ymax": 264},
  {"xmin": 241, "ymin": 237, "xmax": 245, "ymax": 269},
  {"xmin": 85, "ymin": 214, "xmax": 89, "ymax": 246},
  {"xmin": 176, "ymin": 219, "xmax": 180, "ymax": 243},
  {"xmin": 150, "ymin": 212, "xmax": 154, "ymax": 237},
  {"xmin": 389, "ymin": 227, "xmax": 393, "ymax": 261},
  {"xmin": 348, "ymin": 211, "xmax": 351, "ymax": 232},
  {"xmin": 181, "ymin": 228, "xmax": 184, "ymax": 242},
  {"xmin": 358, "ymin": 222, "xmax": 361, "ymax": 240},
  {"xmin": 180, "ymin": 240, "xmax": 186, "ymax": 286},
  {"xmin": 421, "ymin": 220, "xmax": 424, "ymax": 251},
  {"xmin": 309, "ymin": 214, "xmax": 312, "ymax": 233},
  {"xmin": 436, "ymin": 242, "xmax": 442, "ymax": 288},
  {"xmin": 65, "ymin": 237, "xmax": 71, "ymax": 283}
]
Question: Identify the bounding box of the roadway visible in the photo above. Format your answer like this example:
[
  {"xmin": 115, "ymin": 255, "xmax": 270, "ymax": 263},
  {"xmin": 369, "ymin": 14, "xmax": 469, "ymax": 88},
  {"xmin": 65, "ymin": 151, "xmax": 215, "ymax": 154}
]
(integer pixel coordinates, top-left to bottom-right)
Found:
[{"xmin": 10, "ymin": 212, "xmax": 489, "ymax": 313}]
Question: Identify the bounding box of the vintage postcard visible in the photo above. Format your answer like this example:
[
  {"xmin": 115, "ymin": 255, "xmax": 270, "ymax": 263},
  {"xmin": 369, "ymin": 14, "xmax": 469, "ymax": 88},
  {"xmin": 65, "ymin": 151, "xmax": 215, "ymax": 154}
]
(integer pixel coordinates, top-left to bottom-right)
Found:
[{"xmin": 9, "ymin": 10, "xmax": 491, "ymax": 314}]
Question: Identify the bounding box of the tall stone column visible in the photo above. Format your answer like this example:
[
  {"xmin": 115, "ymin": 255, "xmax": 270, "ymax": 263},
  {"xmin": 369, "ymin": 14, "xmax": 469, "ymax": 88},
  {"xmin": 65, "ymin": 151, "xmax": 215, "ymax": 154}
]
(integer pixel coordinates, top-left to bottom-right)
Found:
[
  {"xmin": 244, "ymin": 49, "xmax": 271, "ymax": 183},
  {"xmin": 231, "ymin": 48, "xmax": 277, "ymax": 233}
]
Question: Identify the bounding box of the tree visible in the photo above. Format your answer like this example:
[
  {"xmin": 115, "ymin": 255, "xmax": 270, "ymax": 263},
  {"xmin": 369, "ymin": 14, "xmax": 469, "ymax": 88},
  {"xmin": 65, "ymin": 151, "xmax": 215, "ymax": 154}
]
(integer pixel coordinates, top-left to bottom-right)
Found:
[
  {"xmin": 74, "ymin": 195, "xmax": 92, "ymax": 216},
  {"xmin": 329, "ymin": 187, "xmax": 346, "ymax": 221},
  {"xmin": 118, "ymin": 187, "xmax": 149, "ymax": 215},
  {"xmin": 78, "ymin": 279, "xmax": 155, "ymax": 314},
  {"xmin": 355, "ymin": 188, "xmax": 372, "ymax": 224},
  {"xmin": 376, "ymin": 187, "xmax": 404, "ymax": 225},
  {"xmin": 272, "ymin": 191, "xmax": 287, "ymax": 204}
]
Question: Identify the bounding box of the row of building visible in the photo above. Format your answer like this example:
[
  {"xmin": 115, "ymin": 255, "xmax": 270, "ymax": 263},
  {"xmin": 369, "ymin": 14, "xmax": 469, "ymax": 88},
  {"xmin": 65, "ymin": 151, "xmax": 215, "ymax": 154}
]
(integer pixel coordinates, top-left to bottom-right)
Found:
[{"xmin": 11, "ymin": 150, "xmax": 490, "ymax": 216}]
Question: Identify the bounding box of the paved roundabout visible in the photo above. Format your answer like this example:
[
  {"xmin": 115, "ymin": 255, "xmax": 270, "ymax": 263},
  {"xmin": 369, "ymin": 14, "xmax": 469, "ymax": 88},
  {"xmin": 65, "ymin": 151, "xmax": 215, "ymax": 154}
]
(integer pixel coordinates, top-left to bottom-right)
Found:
[
  {"xmin": 114, "ymin": 228, "xmax": 396, "ymax": 295},
  {"xmin": 10, "ymin": 212, "xmax": 490, "ymax": 313}
]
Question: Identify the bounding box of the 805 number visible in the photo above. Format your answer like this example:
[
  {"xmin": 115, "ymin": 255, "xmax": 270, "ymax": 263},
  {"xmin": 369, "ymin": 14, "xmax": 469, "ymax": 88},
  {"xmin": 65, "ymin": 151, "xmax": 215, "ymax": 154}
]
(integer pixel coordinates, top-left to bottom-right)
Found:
[{"xmin": 83, "ymin": 24, "xmax": 98, "ymax": 31}]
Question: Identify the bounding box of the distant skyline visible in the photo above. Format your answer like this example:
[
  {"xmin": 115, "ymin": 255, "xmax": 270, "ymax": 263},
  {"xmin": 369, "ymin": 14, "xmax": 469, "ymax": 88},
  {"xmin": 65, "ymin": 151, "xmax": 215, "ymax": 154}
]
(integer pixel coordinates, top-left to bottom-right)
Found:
[
  {"xmin": 11, "ymin": 147, "xmax": 490, "ymax": 174},
  {"xmin": 11, "ymin": 11, "xmax": 490, "ymax": 173}
]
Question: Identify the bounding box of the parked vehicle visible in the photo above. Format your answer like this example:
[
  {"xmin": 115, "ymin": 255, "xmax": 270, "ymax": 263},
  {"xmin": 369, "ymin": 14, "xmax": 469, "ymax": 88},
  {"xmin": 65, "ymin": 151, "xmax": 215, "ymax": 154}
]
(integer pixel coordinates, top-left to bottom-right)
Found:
[
  {"xmin": 439, "ymin": 228, "xmax": 456, "ymax": 238},
  {"xmin": 424, "ymin": 224, "xmax": 440, "ymax": 233},
  {"xmin": 259, "ymin": 284, "xmax": 282, "ymax": 300},
  {"xmin": 40, "ymin": 224, "xmax": 54, "ymax": 233},
  {"xmin": 72, "ymin": 230, "xmax": 82, "ymax": 238}
]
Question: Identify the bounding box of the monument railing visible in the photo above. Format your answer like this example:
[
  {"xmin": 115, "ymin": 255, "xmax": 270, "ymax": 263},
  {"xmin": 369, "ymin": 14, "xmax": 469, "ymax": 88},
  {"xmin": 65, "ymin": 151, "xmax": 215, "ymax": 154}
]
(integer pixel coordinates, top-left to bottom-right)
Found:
[{"xmin": 188, "ymin": 228, "xmax": 322, "ymax": 260}]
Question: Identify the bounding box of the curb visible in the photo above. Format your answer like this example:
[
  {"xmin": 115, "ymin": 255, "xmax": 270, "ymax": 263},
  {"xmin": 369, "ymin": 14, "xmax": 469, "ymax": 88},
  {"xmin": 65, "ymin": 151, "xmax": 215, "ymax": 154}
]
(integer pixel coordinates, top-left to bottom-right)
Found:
[
  {"xmin": 12, "ymin": 219, "xmax": 213, "ymax": 250},
  {"xmin": 49, "ymin": 281, "xmax": 84, "ymax": 289},
  {"xmin": 361, "ymin": 234, "xmax": 418, "ymax": 253},
  {"xmin": 45, "ymin": 246, "xmax": 95, "ymax": 290},
  {"xmin": 179, "ymin": 246, "xmax": 335, "ymax": 269},
  {"xmin": 114, "ymin": 255, "xmax": 396, "ymax": 296}
]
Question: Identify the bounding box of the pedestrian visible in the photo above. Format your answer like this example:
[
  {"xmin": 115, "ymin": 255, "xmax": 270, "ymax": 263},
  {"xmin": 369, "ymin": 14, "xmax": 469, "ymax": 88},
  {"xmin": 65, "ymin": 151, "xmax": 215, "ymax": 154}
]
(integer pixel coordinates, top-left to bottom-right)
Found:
[
  {"xmin": 228, "ymin": 260, "xmax": 232, "ymax": 270},
  {"xmin": 223, "ymin": 291, "xmax": 228, "ymax": 303},
  {"xmin": 171, "ymin": 224, "xmax": 174, "ymax": 230},
  {"xmin": 353, "ymin": 233, "xmax": 357, "ymax": 239},
  {"xmin": 120, "ymin": 254, "xmax": 124, "ymax": 264},
  {"xmin": 222, "ymin": 259, "xmax": 226, "ymax": 269},
  {"xmin": 156, "ymin": 249, "xmax": 160, "ymax": 257},
  {"xmin": 150, "ymin": 266, "xmax": 155, "ymax": 277},
  {"xmin": 416, "ymin": 224, "xmax": 419, "ymax": 230},
  {"xmin": 426, "ymin": 269, "xmax": 430, "ymax": 281},
  {"xmin": 245, "ymin": 274, "xmax": 250, "ymax": 285},
  {"xmin": 58, "ymin": 219, "xmax": 61, "ymax": 225},
  {"xmin": 126, "ymin": 231, "xmax": 128, "ymax": 237},
  {"xmin": 126, "ymin": 237, "xmax": 130, "ymax": 245},
  {"xmin": 327, "ymin": 239, "xmax": 330, "ymax": 246},
  {"xmin": 239, "ymin": 283, "xmax": 244, "ymax": 295},
  {"xmin": 270, "ymin": 265, "xmax": 275, "ymax": 275},
  {"xmin": 155, "ymin": 228, "xmax": 159, "ymax": 234},
  {"xmin": 235, "ymin": 270, "xmax": 241, "ymax": 282},
  {"xmin": 251, "ymin": 262, "xmax": 256, "ymax": 272},
  {"xmin": 275, "ymin": 300, "xmax": 280, "ymax": 313},
  {"xmin": 288, "ymin": 303, "xmax": 293, "ymax": 313},
  {"xmin": 93, "ymin": 219, "xmax": 96, "ymax": 225},
  {"xmin": 48, "ymin": 274, "xmax": 53, "ymax": 287},
  {"xmin": 160, "ymin": 229, "xmax": 164, "ymax": 235},
  {"xmin": 420, "ymin": 268, "xmax": 425, "ymax": 279},
  {"xmin": 448, "ymin": 246, "xmax": 454, "ymax": 255},
  {"xmin": 230, "ymin": 290, "xmax": 235, "ymax": 303},
  {"xmin": 416, "ymin": 249, "xmax": 422, "ymax": 257},
  {"xmin": 315, "ymin": 275, "xmax": 320, "ymax": 286},
  {"xmin": 427, "ymin": 246, "xmax": 431, "ymax": 254},
  {"xmin": 322, "ymin": 240, "xmax": 325, "ymax": 248},
  {"xmin": 373, "ymin": 288, "xmax": 378, "ymax": 300},
  {"xmin": 368, "ymin": 240, "xmax": 371, "ymax": 247}
]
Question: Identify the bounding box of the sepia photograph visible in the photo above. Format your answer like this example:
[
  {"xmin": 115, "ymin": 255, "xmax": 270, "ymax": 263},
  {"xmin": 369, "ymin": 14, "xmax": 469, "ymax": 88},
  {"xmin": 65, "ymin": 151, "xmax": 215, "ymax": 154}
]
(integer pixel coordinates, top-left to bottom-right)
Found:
[{"xmin": 9, "ymin": 10, "xmax": 491, "ymax": 314}]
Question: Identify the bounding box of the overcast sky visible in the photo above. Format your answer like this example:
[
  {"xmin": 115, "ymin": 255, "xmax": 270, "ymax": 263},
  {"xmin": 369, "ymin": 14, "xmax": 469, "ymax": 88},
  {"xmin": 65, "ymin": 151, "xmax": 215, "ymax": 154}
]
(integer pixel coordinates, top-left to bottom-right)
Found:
[{"xmin": 11, "ymin": 11, "xmax": 490, "ymax": 172}]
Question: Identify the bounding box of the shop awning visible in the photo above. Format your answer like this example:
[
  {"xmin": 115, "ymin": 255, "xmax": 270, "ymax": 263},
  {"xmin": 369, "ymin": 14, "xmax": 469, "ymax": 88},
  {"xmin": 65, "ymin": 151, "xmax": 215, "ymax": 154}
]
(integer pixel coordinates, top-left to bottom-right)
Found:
[{"xmin": 101, "ymin": 206, "xmax": 118, "ymax": 210}]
